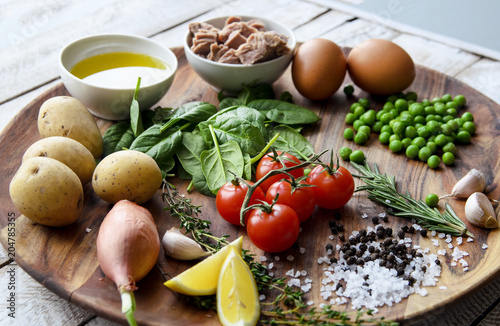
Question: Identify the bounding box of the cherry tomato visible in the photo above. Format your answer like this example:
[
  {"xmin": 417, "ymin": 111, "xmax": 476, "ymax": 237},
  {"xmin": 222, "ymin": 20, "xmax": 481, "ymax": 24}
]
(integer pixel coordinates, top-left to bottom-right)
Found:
[
  {"xmin": 216, "ymin": 180, "xmax": 266, "ymax": 225},
  {"xmin": 307, "ymin": 164, "xmax": 354, "ymax": 209},
  {"xmin": 265, "ymin": 180, "xmax": 315, "ymax": 223},
  {"xmin": 255, "ymin": 151, "xmax": 304, "ymax": 193},
  {"xmin": 246, "ymin": 203, "xmax": 300, "ymax": 252}
]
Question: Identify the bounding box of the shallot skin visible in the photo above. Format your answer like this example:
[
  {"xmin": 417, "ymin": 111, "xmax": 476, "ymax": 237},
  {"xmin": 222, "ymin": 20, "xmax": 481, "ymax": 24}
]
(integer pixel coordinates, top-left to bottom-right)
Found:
[{"xmin": 97, "ymin": 200, "xmax": 160, "ymax": 291}]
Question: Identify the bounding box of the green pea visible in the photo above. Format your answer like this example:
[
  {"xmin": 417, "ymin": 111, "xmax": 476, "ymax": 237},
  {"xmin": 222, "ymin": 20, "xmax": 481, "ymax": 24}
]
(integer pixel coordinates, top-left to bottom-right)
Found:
[
  {"xmin": 358, "ymin": 98, "xmax": 370, "ymax": 109},
  {"xmin": 462, "ymin": 121, "xmax": 476, "ymax": 135},
  {"xmin": 350, "ymin": 102, "xmax": 362, "ymax": 112},
  {"xmin": 434, "ymin": 115, "xmax": 443, "ymax": 123},
  {"xmin": 380, "ymin": 112, "xmax": 394, "ymax": 124},
  {"xmin": 404, "ymin": 126, "xmax": 417, "ymax": 139},
  {"xmin": 343, "ymin": 84, "xmax": 354, "ymax": 96},
  {"xmin": 426, "ymin": 141, "xmax": 437, "ymax": 154},
  {"xmin": 442, "ymin": 142, "xmax": 457, "ymax": 155},
  {"xmin": 426, "ymin": 120, "xmax": 440, "ymax": 135},
  {"xmin": 354, "ymin": 131, "xmax": 369, "ymax": 145},
  {"xmin": 461, "ymin": 111, "xmax": 474, "ymax": 122},
  {"xmin": 380, "ymin": 125, "xmax": 393, "ymax": 134},
  {"xmin": 389, "ymin": 139, "xmax": 403, "ymax": 153},
  {"xmin": 361, "ymin": 110, "xmax": 376, "ymax": 126},
  {"xmin": 414, "ymin": 115, "xmax": 426, "ymax": 125},
  {"xmin": 442, "ymin": 152, "xmax": 456, "ymax": 166},
  {"xmin": 387, "ymin": 94, "xmax": 399, "ymax": 103},
  {"xmin": 383, "ymin": 102, "xmax": 395, "ymax": 111},
  {"xmin": 353, "ymin": 119, "xmax": 366, "ymax": 131},
  {"xmin": 425, "ymin": 194, "xmax": 439, "ymax": 207},
  {"xmin": 345, "ymin": 112, "xmax": 357, "ymax": 125},
  {"xmin": 412, "ymin": 136, "xmax": 427, "ymax": 148},
  {"xmin": 442, "ymin": 115, "xmax": 454, "ymax": 123},
  {"xmin": 354, "ymin": 106, "xmax": 366, "ymax": 118},
  {"xmin": 418, "ymin": 146, "xmax": 432, "ymax": 161},
  {"xmin": 446, "ymin": 107, "xmax": 457, "ymax": 117},
  {"xmin": 434, "ymin": 134, "xmax": 448, "ymax": 147},
  {"xmin": 441, "ymin": 94, "xmax": 453, "ymax": 103},
  {"xmin": 427, "ymin": 155, "xmax": 441, "ymax": 169},
  {"xmin": 339, "ymin": 147, "xmax": 352, "ymax": 160},
  {"xmin": 431, "ymin": 96, "xmax": 445, "ymax": 104},
  {"xmin": 434, "ymin": 103, "xmax": 447, "ymax": 116},
  {"xmin": 400, "ymin": 113, "xmax": 414, "ymax": 126},
  {"xmin": 349, "ymin": 150, "xmax": 365, "ymax": 164},
  {"xmin": 457, "ymin": 130, "xmax": 472, "ymax": 143},
  {"xmin": 372, "ymin": 121, "xmax": 384, "ymax": 133},
  {"xmin": 406, "ymin": 144, "xmax": 419, "ymax": 159},
  {"xmin": 358, "ymin": 125, "xmax": 371, "ymax": 135},
  {"xmin": 421, "ymin": 99, "xmax": 430, "ymax": 107},
  {"xmin": 454, "ymin": 95, "xmax": 467, "ymax": 107},
  {"xmin": 394, "ymin": 98, "xmax": 408, "ymax": 112},
  {"xmin": 392, "ymin": 121, "xmax": 405, "ymax": 134},
  {"xmin": 417, "ymin": 126, "xmax": 430, "ymax": 138},
  {"xmin": 401, "ymin": 137, "xmax": 412, "ymax": 149},
  {"xmin": 409, "ymin": 103, "xmax": 425, "ymax": 116},
  {"xmin": 405, "ymin": 91, "xmax": 418, "ymax": 102},
  {"xmin": 446, "ymin": 101, "xmax": 458, "ymax": 109},
  {"xmin": 440, "ymin": 123, "xmax": 453, "ymax": 136},
  {"xmin": 343, "ymin": 128, "xmax": 355, "ymax": 140},
  {"xmin": 389, "ymin": 108, "xmax": 399, "ymax": 118},
  {"xmin": 425, "ymin": 114, "xmax": 437, "ymax": 122},
  {"xmin": 424, "ymin": 106, "xmax": 435, "ymax": 115},
  {"xmin": 379, "ymin": 132, "xmax": 391, "ymax": 144},
  {"xmin": 389, "ymin": 134, "xmax": 402, "ymax": 142}
]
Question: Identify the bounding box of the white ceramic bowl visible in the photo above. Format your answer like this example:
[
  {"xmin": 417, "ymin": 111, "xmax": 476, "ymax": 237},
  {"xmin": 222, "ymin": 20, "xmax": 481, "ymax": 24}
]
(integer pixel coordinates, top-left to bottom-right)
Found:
[
  {"xmin": 59, "ymin": 34, "xmax": 178, "ymax": 120},
  {"xmin": 184, "ymin": 16, "xmax": 296, "ymax": 94}
]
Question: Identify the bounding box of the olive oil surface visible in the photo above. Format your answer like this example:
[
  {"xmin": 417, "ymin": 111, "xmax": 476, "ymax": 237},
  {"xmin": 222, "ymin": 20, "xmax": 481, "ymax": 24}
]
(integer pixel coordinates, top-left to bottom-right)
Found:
[{"xmin": 70, "ymin": 52, "xmax": 171, "ymax": 88}]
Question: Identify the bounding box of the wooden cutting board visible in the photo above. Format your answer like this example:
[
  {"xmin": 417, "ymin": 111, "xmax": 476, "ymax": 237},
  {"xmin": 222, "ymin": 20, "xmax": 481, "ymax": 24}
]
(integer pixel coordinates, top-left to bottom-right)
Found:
[{"xmin": 1, "ymin": 47, "xmax": 499, "ymax": 325}]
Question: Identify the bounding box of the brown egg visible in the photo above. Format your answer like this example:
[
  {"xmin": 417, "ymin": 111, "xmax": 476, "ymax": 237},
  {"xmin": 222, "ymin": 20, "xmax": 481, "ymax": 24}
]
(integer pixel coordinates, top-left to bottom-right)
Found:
[
  {"xmin": 292, "ymin": 38, "xmax": 347, "ymax": 101},
  {"xmin": 347, "ymin": 39, "xmax": 415, "ymax": 96}
]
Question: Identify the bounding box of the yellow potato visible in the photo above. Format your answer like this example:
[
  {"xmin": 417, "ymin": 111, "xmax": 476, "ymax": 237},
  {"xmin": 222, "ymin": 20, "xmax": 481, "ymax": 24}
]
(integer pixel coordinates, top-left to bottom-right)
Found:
[
  {"xmin": 22, "ymin": 136, "xmax": 96, "ymax": 184},
  {"xmin": 92, "ymin": 150, "xmax": 162, "ymax": 204},
  {"xmin": 9, "ymin": 157, "xmax": 84, "ymax": 227},
  {"xmin": 38, "ymin": 96, "xmax": 103, "ymax": 158}
]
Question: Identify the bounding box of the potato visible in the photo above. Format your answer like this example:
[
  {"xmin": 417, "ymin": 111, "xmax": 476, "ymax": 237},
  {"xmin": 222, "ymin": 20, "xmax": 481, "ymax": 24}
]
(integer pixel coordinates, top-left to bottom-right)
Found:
[
  {"xmin": 22, "ymin": 136, "xmax": 96, "ymax": 184},
  {"xmin": 9, "ymin": 157, "xmax": 84, "ymax": 227},
  {"xmin": 38, "ymin": 96, "xmax": 103, "ymax": 158},
  {"xmin": 92, "ymin": 150, "xmax": 162, "ymax": 204}
]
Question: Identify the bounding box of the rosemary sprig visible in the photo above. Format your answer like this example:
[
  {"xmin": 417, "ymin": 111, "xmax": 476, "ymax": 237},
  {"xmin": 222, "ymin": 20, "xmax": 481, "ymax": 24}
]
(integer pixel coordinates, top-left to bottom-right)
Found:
[
  {"xmin": 160, "ymin": 180, "xmax": 397, "ymax": 326},
  {"xmin": 350, "ymin": 161, "xmax": 473, "ymax": 238}
]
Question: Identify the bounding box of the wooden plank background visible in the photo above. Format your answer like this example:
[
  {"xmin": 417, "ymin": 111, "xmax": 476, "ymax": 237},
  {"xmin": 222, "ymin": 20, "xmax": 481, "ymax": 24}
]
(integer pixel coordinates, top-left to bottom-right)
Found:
[{"xmin": 1, "ymin": 0, "xmax": 499, "ymax": 325}]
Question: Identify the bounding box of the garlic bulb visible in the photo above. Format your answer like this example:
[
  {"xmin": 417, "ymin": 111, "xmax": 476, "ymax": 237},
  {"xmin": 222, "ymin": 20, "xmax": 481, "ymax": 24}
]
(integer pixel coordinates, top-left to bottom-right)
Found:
[
  {"xmin": 464, "ymin": 192, "xmax": 498, "ymax": 229},
  {"xmin": 162, "ymin": 227, "xmax": 210, "ymax": 260},
  {"xmin": 441, "ymin": 169, "xmax": 486, "ymax": 199}
]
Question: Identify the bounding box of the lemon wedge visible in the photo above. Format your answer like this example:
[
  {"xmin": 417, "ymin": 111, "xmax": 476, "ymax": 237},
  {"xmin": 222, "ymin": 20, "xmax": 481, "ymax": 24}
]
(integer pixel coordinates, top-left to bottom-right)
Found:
[
  {"xmin": 217, "ymin": 247, "xmax": 260, "ymax": 326},
  {"xmin": 164, "ymin": 236, "xmax": 243, "ymax": 296}
]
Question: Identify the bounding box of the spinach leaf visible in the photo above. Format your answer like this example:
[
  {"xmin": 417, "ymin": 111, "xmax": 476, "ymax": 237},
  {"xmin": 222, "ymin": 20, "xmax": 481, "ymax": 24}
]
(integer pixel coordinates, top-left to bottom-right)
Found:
[
  {"xmin": 130, "ymin": 77, "xmax": 144, "ymax": 137},
  {"xmin": 192, "ymin": 169, "xmax": 215, "ymax": 197},
  {"xmin": 176, "ymin": 132, "xmax": 207, "ymax": 176},
  {"xmin": 270, "ymin": 125, "xmax": 315, "ymax": 160},
  {"xmin": 160, "ymin": 101, "xmax": 217, "ymax": 132},
  {"xmin": 219, "ymin": 97, "xmax": 243, "ymax": 110},
  {"xmin": 152, "ymin": 106, "xmax": 174, "ymax": 124},
  {"xmin": 197, "ymin": 115, "xmax": 266, "ymax": 157},
  {"xmin": 200, "ymin": 140, "xmax": 244, "ymax": 194},
  {"xmin": 247, "ymin": 99, "xmax": 320, "ymax": 125},
  {"xmin": 240, "ymin": 83, "xmax": 275, "ymax": 101},
  {"xmin": 243, "ymin": 153, "xmax": 252, "ymax": 181},
  {"xmin": 102, "ymin": 121, "xmax": 135, "ymax": 157},
  {"xmin": 129, "ymin": 124, "xmax": 182, "ymax": 170}
]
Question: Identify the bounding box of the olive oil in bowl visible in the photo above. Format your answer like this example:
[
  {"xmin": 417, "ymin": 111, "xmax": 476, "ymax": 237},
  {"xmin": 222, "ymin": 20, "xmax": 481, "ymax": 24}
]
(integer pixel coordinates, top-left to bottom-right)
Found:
[{"xmin": 70, "ymin": 52, "xmax": 171, "ymax": 89}]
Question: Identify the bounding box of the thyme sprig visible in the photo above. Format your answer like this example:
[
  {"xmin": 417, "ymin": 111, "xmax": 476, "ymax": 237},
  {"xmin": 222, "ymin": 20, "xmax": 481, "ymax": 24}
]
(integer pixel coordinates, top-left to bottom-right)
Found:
[
  {"xmin": 350, "ymin": 161, "xmax": 473, "ymax": 237},
  {"xmin": 160, "ymin": 181, "xmax": 397, "ymax": 326}
]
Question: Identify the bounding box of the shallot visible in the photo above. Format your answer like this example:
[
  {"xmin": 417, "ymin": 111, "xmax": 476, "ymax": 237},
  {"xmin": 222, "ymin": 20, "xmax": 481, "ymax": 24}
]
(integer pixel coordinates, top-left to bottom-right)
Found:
[{"xmin": 96, "ymin": 200, "xmax": 160, "ymax": 326}]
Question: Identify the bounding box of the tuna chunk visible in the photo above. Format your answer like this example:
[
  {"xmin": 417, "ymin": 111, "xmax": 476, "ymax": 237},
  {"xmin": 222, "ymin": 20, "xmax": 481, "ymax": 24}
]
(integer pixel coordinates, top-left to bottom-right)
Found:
[
  {"xmin": 235, "ymin": 31, "xmax": 289, "ymax": 65},
  {"xmin": 219, "ymin": 22, "xmax": 258, "ymax": 43},
  {"xmin": 191, "ymin": 28, "xmax": 219, "ymax": 57},
  {"xmin": 218, "ymin": 48, "xmax": 241, "ymax": 64}
]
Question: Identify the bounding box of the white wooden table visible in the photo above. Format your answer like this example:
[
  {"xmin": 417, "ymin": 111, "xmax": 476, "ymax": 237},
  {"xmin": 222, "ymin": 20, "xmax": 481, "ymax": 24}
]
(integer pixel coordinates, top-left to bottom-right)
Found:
[{"xmin": 1, "ymin": 1, "xmax": 499, "ymax": 325}]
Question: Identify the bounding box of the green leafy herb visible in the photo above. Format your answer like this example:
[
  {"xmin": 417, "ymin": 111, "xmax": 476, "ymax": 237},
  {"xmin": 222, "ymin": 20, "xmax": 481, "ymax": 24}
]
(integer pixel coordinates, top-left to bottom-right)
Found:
[
  {"xmin": 247, "ymin": 99, "xmax": 320, "ymax": 124},
  {"xmin": 350, "ymin": 161, "xmax": 473, "ymax": 237},
  {"xmin": 130, "ymin": 77, "xmax": 144, "ymax": 137},
  {"xmin": 102, "ymin": 121, "xmax": 135, "ymax": 157},
  {"xmin": 159, "ymin": 101, "xmax": 217, "ymax": 132}
]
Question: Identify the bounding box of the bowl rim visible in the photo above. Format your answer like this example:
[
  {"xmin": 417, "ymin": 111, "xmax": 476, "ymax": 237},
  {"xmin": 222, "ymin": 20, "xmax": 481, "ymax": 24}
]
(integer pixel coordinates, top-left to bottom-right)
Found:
[
  {"xmin": 59, "ymin": 33, "xmax": 178, "ymax": 91},
  {"xmin": 184, "ymin": 15, "xmax": 297, "ymax": 68}
]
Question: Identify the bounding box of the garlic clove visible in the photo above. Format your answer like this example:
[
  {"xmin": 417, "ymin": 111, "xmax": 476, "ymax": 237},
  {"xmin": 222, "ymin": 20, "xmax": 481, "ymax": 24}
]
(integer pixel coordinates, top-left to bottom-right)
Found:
[
  {"xmin": 162, "ymin": 227, "xmax": 210, "ymax": 260},
  {"xmin": 441, "ymin": 169, "xmax": 486, "ymax": 199},
  {"xmin": 465, "ymin": 192, "xmax": 498, "ymax": 229}
]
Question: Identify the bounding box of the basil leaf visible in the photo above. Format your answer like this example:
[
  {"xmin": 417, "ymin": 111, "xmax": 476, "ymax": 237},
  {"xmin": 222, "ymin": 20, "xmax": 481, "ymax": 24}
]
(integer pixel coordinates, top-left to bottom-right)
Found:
[
  {"xmin": 176, "ymin": 132, "xmax": 207, "ymax": 176},
  {"xmin": 200, "ymin": 141, "xmax": 244, "ymax": 193},
  {"xmin": 197, "ymin": 115, "xmax": 266, "ymax": 157},
  {"xmin": 271, "ymin": 125, "xmax": 315, "ymax": 159},
  {"xmin": 102, "ymin": 121, "xmax": 135, "ymax": 157},
  {"xmin": 130, "ymin": 77, "xmax": 144, "ymax": 137},
  {"xmin": 247, "ymin": 99, "xmax": 320, "ymax": 125},
  {"xmin": 129, "ymin": 124, "xmax": 182, "ymax": 168},
  {"xmin": 160, "ymin": 101, "xmax": 217, "ymax": 132}
]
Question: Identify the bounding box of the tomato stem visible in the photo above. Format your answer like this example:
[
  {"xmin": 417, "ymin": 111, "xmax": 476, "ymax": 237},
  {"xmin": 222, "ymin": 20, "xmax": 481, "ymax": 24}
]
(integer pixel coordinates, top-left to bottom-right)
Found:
[{"xmin": 239, "ymin": 150, "xmax": 327, "ymax": 226}]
